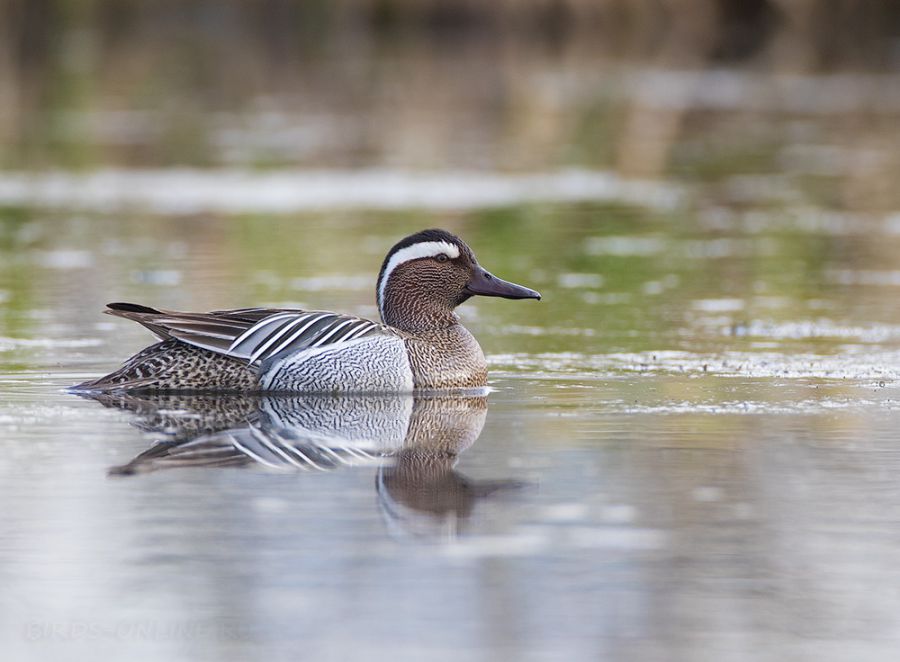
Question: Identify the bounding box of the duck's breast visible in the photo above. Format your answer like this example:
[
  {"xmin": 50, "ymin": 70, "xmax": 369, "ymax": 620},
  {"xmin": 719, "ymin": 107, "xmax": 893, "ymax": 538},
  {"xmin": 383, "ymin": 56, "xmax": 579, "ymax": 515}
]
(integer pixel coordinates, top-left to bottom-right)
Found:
[{"xmin": 404, "ymin": 325, "xmax": 488, "ymax": 390}]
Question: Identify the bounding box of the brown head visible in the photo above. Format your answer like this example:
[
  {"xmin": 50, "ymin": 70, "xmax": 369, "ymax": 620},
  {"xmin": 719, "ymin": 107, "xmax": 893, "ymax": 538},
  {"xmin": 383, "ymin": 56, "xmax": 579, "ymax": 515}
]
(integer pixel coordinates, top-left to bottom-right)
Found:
[{"xmin": 376, "ymin": 229, "xmax": 540, "ymax": 332}]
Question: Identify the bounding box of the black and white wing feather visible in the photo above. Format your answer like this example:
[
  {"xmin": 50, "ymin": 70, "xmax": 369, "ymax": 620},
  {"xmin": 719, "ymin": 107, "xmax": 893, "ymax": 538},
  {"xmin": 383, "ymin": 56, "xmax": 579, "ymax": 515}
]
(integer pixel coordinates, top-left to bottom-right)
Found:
[
  {"xmin": 222, "ymin": 310, "xmax": 387, "ymax": 364},
  {"xmin": 105, "ymin": 303, "xmax": 391, "ymax": 366}
]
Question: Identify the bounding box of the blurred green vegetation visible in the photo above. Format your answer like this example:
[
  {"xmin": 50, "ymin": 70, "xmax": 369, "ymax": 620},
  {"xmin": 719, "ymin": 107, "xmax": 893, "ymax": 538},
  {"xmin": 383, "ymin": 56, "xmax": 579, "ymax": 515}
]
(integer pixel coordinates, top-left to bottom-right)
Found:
[
  {"xmin": 0, "ymin": 0, "xmax": 898, "ymax": 210},
  {"xmin": 0, "ymin": 201, "xmax": 890, "ymax": 365}
]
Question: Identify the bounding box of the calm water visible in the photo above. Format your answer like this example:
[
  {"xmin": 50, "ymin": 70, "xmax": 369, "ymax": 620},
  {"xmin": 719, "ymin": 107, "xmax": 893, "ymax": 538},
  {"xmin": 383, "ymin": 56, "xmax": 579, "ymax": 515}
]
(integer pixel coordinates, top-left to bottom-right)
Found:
[
  {"xmin": 3, "ymin": 204, "xmax": 900, "ymax": 661},
  {"xmin": 3, "ymin": 27, "xmax": 900, "ymax": 661}
]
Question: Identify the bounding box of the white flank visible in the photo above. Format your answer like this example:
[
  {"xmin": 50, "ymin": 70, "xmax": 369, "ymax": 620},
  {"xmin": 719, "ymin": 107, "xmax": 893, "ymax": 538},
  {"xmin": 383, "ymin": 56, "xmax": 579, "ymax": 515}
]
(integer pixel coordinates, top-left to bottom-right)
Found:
[{"xmin": 377, "ymin": 240, "xmax": 460, "ymax": 315}]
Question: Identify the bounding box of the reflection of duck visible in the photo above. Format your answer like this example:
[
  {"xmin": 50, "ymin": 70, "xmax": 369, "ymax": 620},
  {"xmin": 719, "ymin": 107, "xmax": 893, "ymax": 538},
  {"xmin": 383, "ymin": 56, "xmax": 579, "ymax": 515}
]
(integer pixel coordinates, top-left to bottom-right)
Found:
[
  {"xmin": 376, "ymin": 397, "xmax": 522, "ymax": 539},
  {"xmin": 86, "ymin": 393, "xmax": 521, "ymax": 537}
]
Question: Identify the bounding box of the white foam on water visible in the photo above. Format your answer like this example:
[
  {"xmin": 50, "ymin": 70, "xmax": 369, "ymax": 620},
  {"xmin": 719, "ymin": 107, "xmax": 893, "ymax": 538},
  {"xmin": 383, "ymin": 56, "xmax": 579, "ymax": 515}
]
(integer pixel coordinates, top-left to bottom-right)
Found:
[
  {"xmin": 0, "ymin": 337, "xmax": 103, "ymax": 351},
  {"xmin": 491, "ymin": 348, "xmax": 900, "ymax": 382},
  {"xmin": 617, "ymin": 398, "xmax": 900, "ymax": 415},
  {"xmin": 0, "ymin": 168, "xmax": 684, "ymax": 213},
  {"xmin": 720, "ymin": 320, "xmax": 900, "ymax": 343}
]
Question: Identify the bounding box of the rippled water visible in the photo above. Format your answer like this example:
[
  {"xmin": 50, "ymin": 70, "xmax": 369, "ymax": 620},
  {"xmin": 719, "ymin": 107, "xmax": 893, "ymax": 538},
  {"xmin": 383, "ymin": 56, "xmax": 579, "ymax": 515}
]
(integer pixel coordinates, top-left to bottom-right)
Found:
[{"xmin": 3, "ymin": 197, "xmax": 900, "ymax": 661}]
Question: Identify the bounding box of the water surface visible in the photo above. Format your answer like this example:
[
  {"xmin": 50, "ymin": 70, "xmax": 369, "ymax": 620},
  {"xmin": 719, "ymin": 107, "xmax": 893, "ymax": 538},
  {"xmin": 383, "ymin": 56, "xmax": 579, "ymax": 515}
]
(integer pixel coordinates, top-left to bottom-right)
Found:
[
  {"xmin": 3, "ymin": 29, "xmax": 900, "ymax": 660},
  {"xmin": 3, "ymin": 201, "xmax": 900, "ymax": 661}
]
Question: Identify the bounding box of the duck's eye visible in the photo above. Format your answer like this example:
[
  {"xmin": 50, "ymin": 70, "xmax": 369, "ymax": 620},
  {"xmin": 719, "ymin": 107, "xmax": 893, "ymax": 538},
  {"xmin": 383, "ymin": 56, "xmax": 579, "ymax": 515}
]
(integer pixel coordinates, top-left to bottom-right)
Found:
[{"xmin": 435, "ymin": 254, "xmax": 449, "ymax": 263}]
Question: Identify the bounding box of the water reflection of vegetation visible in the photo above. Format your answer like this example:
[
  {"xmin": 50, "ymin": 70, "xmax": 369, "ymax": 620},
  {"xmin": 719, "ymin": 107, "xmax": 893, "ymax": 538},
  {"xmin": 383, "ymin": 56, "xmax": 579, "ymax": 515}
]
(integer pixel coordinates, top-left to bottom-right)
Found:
[
  {"xmin": 0, "ymin": 207, "xmax": 39, "ymax": 341},
  {"xmin": 2, "ymin": 201, "xmax": 891, "ymax": 370}
]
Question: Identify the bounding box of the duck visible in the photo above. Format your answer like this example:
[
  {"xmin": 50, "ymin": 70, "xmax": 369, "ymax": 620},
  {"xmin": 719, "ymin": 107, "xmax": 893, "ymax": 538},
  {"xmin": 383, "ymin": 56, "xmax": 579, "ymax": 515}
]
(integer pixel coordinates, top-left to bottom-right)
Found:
[{"xmin": 74, "ymin": 229, "xmax": 540, "ymax": 393}]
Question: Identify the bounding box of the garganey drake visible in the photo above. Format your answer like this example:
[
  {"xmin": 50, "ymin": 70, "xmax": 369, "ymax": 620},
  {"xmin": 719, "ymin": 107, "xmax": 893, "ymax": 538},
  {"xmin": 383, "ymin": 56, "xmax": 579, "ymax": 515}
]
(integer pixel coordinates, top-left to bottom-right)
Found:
[{"xmin": 74, "ymin": 229, "xmax": 540, "ymax": 393}]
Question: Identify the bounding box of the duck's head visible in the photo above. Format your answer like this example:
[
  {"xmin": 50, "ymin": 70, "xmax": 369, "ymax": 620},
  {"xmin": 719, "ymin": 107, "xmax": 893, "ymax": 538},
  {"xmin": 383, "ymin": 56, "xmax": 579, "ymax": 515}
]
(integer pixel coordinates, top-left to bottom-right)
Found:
[{"xmin": 377, "ymin": 229, "xmax": 541, "ymax": 331}]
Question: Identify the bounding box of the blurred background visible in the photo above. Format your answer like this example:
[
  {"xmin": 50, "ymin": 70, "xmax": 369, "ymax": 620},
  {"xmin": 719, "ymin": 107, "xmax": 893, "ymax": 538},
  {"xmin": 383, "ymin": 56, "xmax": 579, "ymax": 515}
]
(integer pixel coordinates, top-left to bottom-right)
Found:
[
  {"xmin": 1, "ymin": 0, "xmax": 899, "ymax": 186},
  {"xmin": 5, "ymin": 3, "xmax": 900, "ymax": 662}
]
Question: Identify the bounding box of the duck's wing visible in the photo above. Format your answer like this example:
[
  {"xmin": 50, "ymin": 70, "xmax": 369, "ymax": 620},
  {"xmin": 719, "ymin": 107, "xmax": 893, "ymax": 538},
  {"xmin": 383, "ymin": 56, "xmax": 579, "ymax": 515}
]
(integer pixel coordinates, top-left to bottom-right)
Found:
[{"xmin": 105, "ymin": 302, "xmax": 391, "ymax": 366}]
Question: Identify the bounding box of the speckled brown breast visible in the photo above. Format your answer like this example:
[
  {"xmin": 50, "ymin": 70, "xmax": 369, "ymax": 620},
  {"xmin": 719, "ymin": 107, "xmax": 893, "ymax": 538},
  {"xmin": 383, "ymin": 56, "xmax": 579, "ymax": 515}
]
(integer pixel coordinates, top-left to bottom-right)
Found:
[{"xmin": 402, "ymin": 324, "xmax": 488, "ymax": 390}]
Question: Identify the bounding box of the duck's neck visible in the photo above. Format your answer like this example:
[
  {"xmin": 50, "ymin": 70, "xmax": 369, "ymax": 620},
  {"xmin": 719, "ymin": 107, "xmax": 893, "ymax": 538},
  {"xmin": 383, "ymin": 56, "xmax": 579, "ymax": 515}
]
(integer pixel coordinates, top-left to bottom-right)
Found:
[{"xmin": 380, "ymin": 288, "xmax": 459, "ymax": 333}]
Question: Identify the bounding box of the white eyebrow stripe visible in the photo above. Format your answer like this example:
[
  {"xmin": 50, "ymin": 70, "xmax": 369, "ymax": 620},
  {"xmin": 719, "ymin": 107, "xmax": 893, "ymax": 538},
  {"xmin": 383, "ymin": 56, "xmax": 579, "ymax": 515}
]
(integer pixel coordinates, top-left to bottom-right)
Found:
[{"xmin": 377, "ymin": 240, "xmax": 460, "ymax": 316}]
